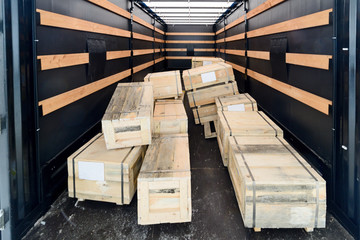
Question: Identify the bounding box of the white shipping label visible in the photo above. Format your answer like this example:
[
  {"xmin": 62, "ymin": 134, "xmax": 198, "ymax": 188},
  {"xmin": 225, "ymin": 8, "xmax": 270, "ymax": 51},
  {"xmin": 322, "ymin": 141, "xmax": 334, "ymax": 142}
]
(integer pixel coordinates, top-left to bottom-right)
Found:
[
  {"xmin": 203, "ymin": 61, "xmax": 213, "ymax": 66},
  {"xmin": 228, "ymin": 104, "xmax": 245, "ymax": 112},
  {"xmin": 78, "ymin": 161, "xmax": 105, "ymax": 181},
  {"xmin": 201, "ymin": 71, "xmax": 217, "ymax": 83}
]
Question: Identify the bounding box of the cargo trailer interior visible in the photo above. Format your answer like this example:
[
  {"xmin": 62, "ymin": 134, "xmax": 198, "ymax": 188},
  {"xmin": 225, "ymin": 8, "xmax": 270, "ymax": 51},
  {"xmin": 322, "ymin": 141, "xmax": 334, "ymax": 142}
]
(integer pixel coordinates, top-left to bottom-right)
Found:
[{"xmin": 0, "ymin": 0, "xmax": 359, "ymax": 239}]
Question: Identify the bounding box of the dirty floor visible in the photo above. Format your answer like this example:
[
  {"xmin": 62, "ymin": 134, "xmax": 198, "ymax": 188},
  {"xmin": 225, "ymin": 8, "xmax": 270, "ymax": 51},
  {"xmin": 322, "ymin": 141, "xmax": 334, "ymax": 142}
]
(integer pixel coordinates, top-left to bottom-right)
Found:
[{"xmin": 23, "ymin": 93, "xmax": 354, "ymax": 240}]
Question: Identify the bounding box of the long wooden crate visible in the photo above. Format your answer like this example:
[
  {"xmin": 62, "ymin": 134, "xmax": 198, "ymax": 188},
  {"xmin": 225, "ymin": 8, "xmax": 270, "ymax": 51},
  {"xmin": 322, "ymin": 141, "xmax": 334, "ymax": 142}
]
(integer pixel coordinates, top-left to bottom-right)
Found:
[
  {"xmin": 192, "ymin": 104, "xmax": 217, "ymax": 125},
  {"xmin": 217, "ymin": 111, "xmax": 283, "ymax": 166},
  {"xmin": 144, "ymin": 70, "xmax": 182, "ymax": 100},
  {"xmin": 138, "ymin": 134, "xmax": 191, "ymax": 225},
  {"xmin": 216, "ymin": 93, "xmax": 258, "ymax": 112},
  {"xmin": 68, "ymin": 133, "xmax": 146, "ymax": 205},
  {"xmin": 102, "ymin": 82, "xmax": 153, "ymax": 149},
  {"xmin": 187, "ymin": 81, "xmax": 239, "ymax": 108},
  {"xmin": 153, "ymin": 100, "xmax": 188, "ymax": 136},
  {"xmin": 228, "ymin": 135, "xmax": 326, "ymax": 231},
  {"xmin": 183, "ymin": 62, "xmax": 235, "ymax": 91},
  {"xmin": 191, "ymin": 57, "xmax": 224, "ymax": 68}
]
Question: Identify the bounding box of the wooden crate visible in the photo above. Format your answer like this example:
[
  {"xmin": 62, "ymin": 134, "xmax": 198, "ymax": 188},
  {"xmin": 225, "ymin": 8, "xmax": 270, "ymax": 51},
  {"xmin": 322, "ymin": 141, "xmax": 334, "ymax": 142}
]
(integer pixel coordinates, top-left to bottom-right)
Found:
[
  {"xmin": 144, "ymin": 70, "xmax": 182, "ymax": 100},
  {"xmin": 191, "ymin": 57, "xmax": 224, "ymax": 68},
  {"xmin": 183, "ymin": 63, "xmax": 235, "ymax": 91},
  {"xmin": 187, "ymin": 81, "xmax": 239, "ymax": 108},
  {"xmin": 228, "ymin": 136, "xmax": 326, "ymax": 230},
  {"xmin": 217, "ymin": 111, "xmax": 283, "ymax": 166},
  {"xmin": 216, "ymin": 93, "xmax": 258, "ymax": 112},
  {"xmin": 192, "ymin": 104, "xmax": 217, "ymax": 125},
  {"xmin": 153, "ymin": 100, "xmax": 188, "ymax": 136},
  {"xmin": 138, "ymin": 134, "xmax": 191, "ymax": 225},
  {"xmin": 102, "ymin": 82, "xmax": 153, "ymax": 149},
  {"xmin": 68, "ymin": 133, "xmax": 146, "ymax": 205}
]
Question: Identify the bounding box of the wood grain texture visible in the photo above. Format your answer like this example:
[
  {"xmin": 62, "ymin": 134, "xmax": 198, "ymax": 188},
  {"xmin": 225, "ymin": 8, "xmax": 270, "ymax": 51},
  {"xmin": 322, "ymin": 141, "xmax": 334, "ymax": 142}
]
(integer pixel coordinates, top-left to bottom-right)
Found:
[
  {"xmin": 106, "ymin": 50, "xmax": 131, "ymax": 60},
  {"xmin": 225, "ymin": 33, "xmax": 245, "ymax": 42},
  {"xmin": 37, "ymin": 9, "xmax": 131, "ymax": 38},
  {"xmin": 247, "ymin": 0, "xmax": 287, "ymax": 20},
  {"xmin": 166, "ymin": 32, "xmax": 215, "ymax": 36},
  {"xmin": 166, "ymin": 56, "xmax": 214, "ymax": 60},
  {"xmin": 194, "ymin": 48, "xmax": 215, "ymax": 52},
  {"xmin": 247, "ymin": 9, "xmax": 333, "ymax": 38},
  {"xmin": 191, "ymin": 57, "xmax": 224, "ymax": 68},
  {"xmin": 133, "ymin": 60, "xmax": 155, "ymax": 73},
  {"xmin": 166, "ymin": 40, "xmax": 215, "ymax": 44},
  {"xmin": 154, "ymin": 38, "xmax": 165, "ymax": 43},
  {"xmin": 133, "ymin": 15, "xmax": 154, "ymax": 31},
  {"xmin": 39, "ymin": 69, "xmax": 131, "ymax": 115},
  {"xmin": 133, "ymin": 32, "xmax": 154, "ymax": 42},
  {"xmin": 133, "ymin": 49, "xmax": 154, "ymax": 56},
  {"xmin": 37, "ymin": 53, "xmax": 89, "ymax": 70},
  {"xmin": 225, "ymin": 15, "xmax": 245, "ymax": 31},
  {"xmin": 225, "ymin": 49, "xmax": 246, "ymax": 56},
  {"xmin": 166, "ymin": 48, "xmax": 187, "ymax": 52},
  {"xmin": 226, "ymin": 61, "xmax": 246, "ymax": 74},
  {"xmin": 155, "ymin": 57, "xmax": 165, "ymax": 64},
  {"xmin": 144, "ymin": 70, "xmax": 182, "ymax": 100},
  {"xmin": 286, "ymin": 53, "xmax": 333, "ymax": 70},
  {"xmin": 247, "ymin": 69, "xmax": 332, "ymax": 114},
  {"xmin": 87, "ymin": 0, "xmax": 131, "ymax": 19},
  {"xmin": 247, "ymin": 50, "xmax": 270, "ymax": 60}
]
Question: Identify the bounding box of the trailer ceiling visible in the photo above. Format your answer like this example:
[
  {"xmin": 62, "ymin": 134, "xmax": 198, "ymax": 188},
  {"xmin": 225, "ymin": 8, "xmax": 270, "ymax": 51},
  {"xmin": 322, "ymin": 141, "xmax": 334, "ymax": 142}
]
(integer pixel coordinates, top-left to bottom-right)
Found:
[{"xmin": 141, "ymin": 0, "xmax": 236, "ymax": 25}]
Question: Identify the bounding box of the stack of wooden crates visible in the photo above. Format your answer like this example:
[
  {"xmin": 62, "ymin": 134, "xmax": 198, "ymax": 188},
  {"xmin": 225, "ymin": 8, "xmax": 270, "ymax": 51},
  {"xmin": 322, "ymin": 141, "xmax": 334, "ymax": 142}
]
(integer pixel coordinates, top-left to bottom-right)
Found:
[
  {"xmin": 216, "ymin": 93, "xmax": 326, "ymax": 232},
  {"xmin": 139, "ymin": 70, "xmax": 192, "ymax": 225},
  {"xmin": 183, "ymin": 59, "xmax": 239, "ymax": 138},
  {"xmin": 68, "ymin": 82, "xmax": 153, "ymax": 205}
]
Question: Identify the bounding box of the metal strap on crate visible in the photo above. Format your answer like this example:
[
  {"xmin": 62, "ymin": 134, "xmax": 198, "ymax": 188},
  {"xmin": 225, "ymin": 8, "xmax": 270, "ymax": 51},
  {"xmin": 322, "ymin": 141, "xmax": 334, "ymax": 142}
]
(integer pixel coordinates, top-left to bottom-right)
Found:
[
  {"xmin": 221, "ymin": 111, "xmax": 232, "ymax": 136},
  {"xmin": 121, "ymin": 147, "xmax": 134, "ymax": 205},
  {"xmin": 276, "ymin": 136, "xmax": 320, "ymax": 228},
  {"xmin": 256, "ymin": 111, "xmax": 279, "ymax": 137},
  {"xmin": 244, "ymin": 93, "xmax": 255, "ymax": 111},
  {"xmin": 187, "ymin": 70, "xmax": 200, "ymax": 122},
  {"xmin": 71, "ymin": 134, "xmax": 102, "ymax": 199},
  {"xmin": 174, "ymin": 70, "xmax": 180, "ymax": 97},
  {"xmin": 233, "ymin": 136, "xmax": 257, "ymax": 228}
]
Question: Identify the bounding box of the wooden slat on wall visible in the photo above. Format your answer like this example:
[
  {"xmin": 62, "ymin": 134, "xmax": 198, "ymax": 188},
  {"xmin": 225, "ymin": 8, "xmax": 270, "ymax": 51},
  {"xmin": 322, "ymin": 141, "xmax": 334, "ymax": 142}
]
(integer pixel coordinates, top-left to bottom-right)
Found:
[
  {"xmin": 286, "ymin": 53, "xmax": 332, "ymax": 70},
  {"xmin": 166, "ymin": 32, "xmax": 215, "ymax": 36},
  {"xmin": 155, "ymin": 57, "xmax": 165, "ymax": 64},
  {"xmin": 247, "ymin": 9, "xmax": 333, "ymax": 38},
  {"xmin": 225, "ymin": 49, "xmax": 246, "ymax": 56},
  {"xmin": 37, "ymin": 53, "xmax": 89, "ymax": 70},
  {"xmin": 133, "ymin": 60, "xmax": 154, "ymax": 74},
  {"xmin": 87, "ymin": 0, "xmax": 131, "ymax": 19},
  {"xmin": 133, "ymin": 32, "xmax": 154, "ymax": 42},
  {"xmin": 165, "ymin": 56, "xmax": 214, "ymax": 60},
  {"xmin": 106, "ymin": 50, "xmax": 131, "ymax": 60},
  {"xmin": 247, "ymin": 69, "xmax": 332, "ymax": 114},
  {"xmin": 39, "ymin": 69, "xmax": 131, "ymax": 115},
  {"xmin": 37, "ymin": 9, "xmax": 131, "ymax": 38},
  {"xmin": 166, "ymin": 40, "xmax": 215, "ymax": 44},
  {"xmin": 154, "ymin": 38, "xmax": 165, "ymax": 43},
  {"xmin": 225, "ymin": 33, "xmax": 245, "ymax": 42},
  {"xmin": 194, "ymin": 48, "xmax": 215, "ymax": 52},
  {"xmin": 166, "ymin": 48, "xmax": 187, "ymax": 52},
  {"xmin": 133, "ymin": 49, "xmax": 154, "ymax": 56},
  {"xmin": 247, "ymin": 50, "xmax": 270, "ymax": 60},
  {"xmin": 226, "ymin": 61, "xmax": 246, "ymax": 74}
]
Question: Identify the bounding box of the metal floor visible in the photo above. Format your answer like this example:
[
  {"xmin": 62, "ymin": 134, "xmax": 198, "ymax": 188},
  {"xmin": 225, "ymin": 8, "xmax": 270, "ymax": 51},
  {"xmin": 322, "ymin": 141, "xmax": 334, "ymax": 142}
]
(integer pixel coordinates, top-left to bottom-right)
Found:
[{"xmin": 23, "ymin": 94, "xmax": 354, "ymax": 240}]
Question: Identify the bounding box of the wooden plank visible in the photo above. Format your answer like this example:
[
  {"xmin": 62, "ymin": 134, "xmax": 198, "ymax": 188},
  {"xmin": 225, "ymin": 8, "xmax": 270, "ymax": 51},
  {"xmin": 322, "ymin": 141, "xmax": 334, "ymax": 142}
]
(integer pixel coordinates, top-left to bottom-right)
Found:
[
  {"xmin": 68, "ymin": 133, "xmax": 146, "ymax": 205},
  {"xmin": 204, "ymin": 121, "xmax": 217, "ymax": 139},
  {"xmin": 228, "ymin": 135, "xmax": 326, "ymax": 229},
  {"xmin": 133, "ymin": 49, "xmax": 154, "ymax": 56},
  {"xmin": 166, "ymin": 40, "xmax": 215, "ymax": 44},
  {"xmin": 187, "ymin": 82, "xmax": 239, "ymax": 108},
  {"xmin": 144, "ymin": 70, "xmax": 182, "ymax": 100},
  {"xmin": 247, "ymin": 50, "xmax": 270, "ymax": 60},
  {"xmin": 247, "ymin": 9, "xmax": 333, "ymax": 38},
  {"xmin": 106, "ymin": 50, "xmax": 131, "ymax": 60},
  {"xmin": 87, "ymin": 0, "xmax": 131, "ymax": 19},
  {"xmin": 247, "ymin": 0, "xmax": 287, "ymax": 20},
  {"xmin": 155, "ymin": 28, "xmax": 165, "ymax": 35},
  {"xmin": 36, "ymin": 9, "xmax": 131, "ymax": 38},
  {"xmin": 138, "ymin": 134, "xmax": 191, "ymax": 225},
  {"xmin": 183, "ymin": 62, "xmax": 234, "ymax": 90},
  {"xmin": 247, "ymin": 69, "xmax": 332, "ymax": 114},
  {"xmin": 216, "ymin": 38, "xmax": 225, "ymax": 44},
  {"xmin": 226, "ymin": 61, "xmax": 246, "ymax": 74},
  {"xmin": 216, "ymin": 27, "xmax": 225, "ymax": 35},
  {"xmin": 215, "ymin": 93, "xmax": 258, "ymax": 112},
  {"xmin": 191, "ymin": 57, "xmax": 225, "ymax": 68},
  {"xmin": 225, "ymin": 49, "xmax": 246, "ymax": 57},
  {"xmin": 166, "ymin": 32, "xmax": 215, "ymax": 36},
  {"xmin": 133, "ymin": 32, "xmax": 154, "ymax": 42},
  {"xmin": 102, "ymin": 82, "xmax": 154, "ymax": 149},
  {"xmin": 155, "ymin": 38, "xmax": 165, "ymax": 43},
  {"xmin": 155, "ymin": 57, "xmax": 165, "ymax": 64},
  {"xmin": 286, "ymin": 53, "xmax": 333, "ymax": 70},
  {"xmin": 133, "ymin": 60, "xmax": 155, "ymax": 74},
  {"xmin": 217, "ymin": 111, "xmax": 283, "ymax": 166},
  {"xmin": 133, "ymin": 15, "xmax": 155, "ymax": 31},
  {"xmin": 194, "ymin": 48, "xmax": 215, "ymax": 52},
  {"xmin": 153, "ymin": 100, "xmax": 188, "ymax": 136},
  {"xmin": 39, "ymin": 69, "xmax": 131, "ymax": 115},
  {"xmin": 166, "ymin": 56, "xmax": 214, "ymax": 60},
  {"xmin": 37, "ymin": 53, "xmax": 89, "ymax": 70},
  {"xmin": 166, "ymin": 48, "xmax": 187, "ymax": 52},
  {"xmin": 225, "ymin": 15, "xmax": 245, "ymax": 32},
  {"xmin": 225, "ymin": 33, "xmax": 245, "ymax": 42}
]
